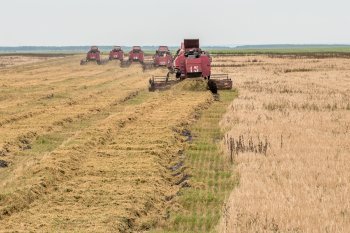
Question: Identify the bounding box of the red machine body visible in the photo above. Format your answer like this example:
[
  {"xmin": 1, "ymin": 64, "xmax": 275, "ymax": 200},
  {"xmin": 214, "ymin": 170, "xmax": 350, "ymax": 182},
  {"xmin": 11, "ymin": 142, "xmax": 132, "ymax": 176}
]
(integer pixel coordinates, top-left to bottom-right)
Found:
[
  {"xmin": 109, "ymin": 46, "xmax": 124, "ymax": 61},
  {"xmin": 173, "ymin": 39, "xmax": 211, "ymax": 79},
  {"xmin": 153, "ymin": 46, "xmax": 173, "ymax": 68},
  {"xmin": 129, "ymin": 46, "xmax": 144, "ymax": 63},
  {"xmin": 86, "ymin": 46, "xmax": 101, "ymax": 63}
]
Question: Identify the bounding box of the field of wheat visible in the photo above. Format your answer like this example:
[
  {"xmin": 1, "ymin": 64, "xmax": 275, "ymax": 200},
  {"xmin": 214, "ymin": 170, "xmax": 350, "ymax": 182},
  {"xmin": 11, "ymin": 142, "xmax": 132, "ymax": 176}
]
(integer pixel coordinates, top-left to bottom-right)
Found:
[
  {"xmin": 216, "ymin": 55, "xmax": 350, "ymax": 232},
  {"xmin": 0, "ymin": 55, "xmax": 225, "ymax": 232},
  {"xmin": 1, "ymin": 54, "xmax": 349, "ymax": 232}
]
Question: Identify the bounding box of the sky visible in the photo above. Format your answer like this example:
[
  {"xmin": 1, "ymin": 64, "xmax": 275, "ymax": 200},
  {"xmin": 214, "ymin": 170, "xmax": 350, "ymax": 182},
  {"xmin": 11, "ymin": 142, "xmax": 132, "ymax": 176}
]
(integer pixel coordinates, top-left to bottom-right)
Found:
[{"xmin": 1, "ymin": 0, "xmax": 350, "ymax": 46}]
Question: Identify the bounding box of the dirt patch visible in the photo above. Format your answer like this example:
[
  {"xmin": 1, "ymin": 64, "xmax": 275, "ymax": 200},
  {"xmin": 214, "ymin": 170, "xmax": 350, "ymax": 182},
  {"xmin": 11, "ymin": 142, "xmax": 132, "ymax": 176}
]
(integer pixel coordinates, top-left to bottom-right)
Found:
[{"xmin": 0, "ymin": 160, "xmax": 8, "ymax": 168}]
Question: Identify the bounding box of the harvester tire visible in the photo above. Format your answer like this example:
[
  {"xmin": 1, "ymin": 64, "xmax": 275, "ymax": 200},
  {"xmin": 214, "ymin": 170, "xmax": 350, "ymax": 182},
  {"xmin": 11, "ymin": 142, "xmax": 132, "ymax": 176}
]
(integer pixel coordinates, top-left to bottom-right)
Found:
[{"xmin": 208, "ymin": 80, "xmax": 218, "ymax": 94}]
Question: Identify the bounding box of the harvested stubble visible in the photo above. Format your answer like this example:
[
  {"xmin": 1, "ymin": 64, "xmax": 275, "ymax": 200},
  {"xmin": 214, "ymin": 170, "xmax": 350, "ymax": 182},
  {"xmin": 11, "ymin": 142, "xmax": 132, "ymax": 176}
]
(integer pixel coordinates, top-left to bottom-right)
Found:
[
  {"xmin": 0, "ymin": 55, "xmax": 53, "ymax": 68},
  {"xmin": 216, "ymin": 55, "xmax": 350, "ymax": 233},
  {"xmin": 0, "ymin": 56, "xmax": 216, "ymax": 232},
  {"xmin": 172, "ymin": 79, "xmax": 209, "ymax": 92}
]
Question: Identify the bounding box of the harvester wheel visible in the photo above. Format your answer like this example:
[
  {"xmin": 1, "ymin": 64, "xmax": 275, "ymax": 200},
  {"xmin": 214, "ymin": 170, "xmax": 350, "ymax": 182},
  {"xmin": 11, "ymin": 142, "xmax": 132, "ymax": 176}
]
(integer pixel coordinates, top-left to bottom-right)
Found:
[
  {"xmin": 208, "ymin": 80, "xmax": 218, "ymax": 94},
  {"xmin": 148, "ymin": 81, "xmax": 156, "ymax": 92}
]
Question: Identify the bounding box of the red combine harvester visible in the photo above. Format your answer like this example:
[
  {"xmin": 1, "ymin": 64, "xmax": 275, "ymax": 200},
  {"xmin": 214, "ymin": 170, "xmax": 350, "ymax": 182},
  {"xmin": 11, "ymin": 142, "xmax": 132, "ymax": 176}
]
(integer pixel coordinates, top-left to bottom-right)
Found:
[
  {"xmin": 173, "ymin": 39, "xmax": 211, "ymax": 79},
  {"xmin": 128, "ymin": 46, "xmax": 144, "ymax": 63},
  {"xmin": 153, "ymin": 46, "xmax": 173, "ymax": 68},
  {"xmin": 143, "ymin": 46, "xmax": 173, "ymax": 70},
  {"xmin": 109, "ymin": 46, "xmax": 124, "ymax": 61},
  {"xmin": 149, "ymin": 39, "xmax": 232, "ymax": 92},
  {"xmin": 80, "ymin": 46, "xmax": 102, "ymax": 65}
]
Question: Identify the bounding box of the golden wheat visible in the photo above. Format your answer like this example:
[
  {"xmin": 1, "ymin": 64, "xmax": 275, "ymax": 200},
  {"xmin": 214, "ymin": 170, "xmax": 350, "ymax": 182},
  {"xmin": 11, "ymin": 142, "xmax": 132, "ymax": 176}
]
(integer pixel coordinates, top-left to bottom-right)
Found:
[
  {"xmin": 0, "ymin": 55, "xmax": 213, "ymax": 232},
  {"xmin": 216, "ymin": 55, "xmax": 350, "ymax": 233}
]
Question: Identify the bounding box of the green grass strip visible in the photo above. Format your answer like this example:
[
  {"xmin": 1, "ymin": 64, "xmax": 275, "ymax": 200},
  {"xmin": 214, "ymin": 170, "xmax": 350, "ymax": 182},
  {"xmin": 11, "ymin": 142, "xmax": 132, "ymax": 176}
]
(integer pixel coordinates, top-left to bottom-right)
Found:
[{"xmin": 152, "ymin": 90, "xmax": 238, "ymax": 233}]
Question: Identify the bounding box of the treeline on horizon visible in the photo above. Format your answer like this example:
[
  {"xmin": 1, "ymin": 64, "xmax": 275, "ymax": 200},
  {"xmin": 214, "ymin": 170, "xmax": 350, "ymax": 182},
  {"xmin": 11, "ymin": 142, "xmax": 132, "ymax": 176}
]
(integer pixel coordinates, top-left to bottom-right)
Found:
[
  {"xmin": 0, "ymin": 46, "xmax": 231, "ymax": 53},
  {"xmin": 1, "ymin": 44, "xmax": 350, "ymax": 54}
]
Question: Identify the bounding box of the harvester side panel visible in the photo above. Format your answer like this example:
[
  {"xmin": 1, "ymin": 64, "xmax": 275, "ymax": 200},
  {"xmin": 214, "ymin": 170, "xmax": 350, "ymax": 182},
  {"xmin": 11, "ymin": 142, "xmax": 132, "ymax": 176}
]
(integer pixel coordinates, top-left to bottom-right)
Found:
[
  {"xmin": 185, "ymin": 58, "xmax": 203, "ymax": 73},
  {"xmin": 200, "ymin": 56, "xmax": 211, "ymax": 78}
]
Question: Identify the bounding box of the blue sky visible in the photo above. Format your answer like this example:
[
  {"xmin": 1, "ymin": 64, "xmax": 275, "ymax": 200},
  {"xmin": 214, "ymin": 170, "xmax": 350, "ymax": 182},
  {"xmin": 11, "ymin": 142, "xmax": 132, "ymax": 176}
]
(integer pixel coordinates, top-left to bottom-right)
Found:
[{"xmin": 1, "ymin": 0, "xmax": 349, "ymax": 46}]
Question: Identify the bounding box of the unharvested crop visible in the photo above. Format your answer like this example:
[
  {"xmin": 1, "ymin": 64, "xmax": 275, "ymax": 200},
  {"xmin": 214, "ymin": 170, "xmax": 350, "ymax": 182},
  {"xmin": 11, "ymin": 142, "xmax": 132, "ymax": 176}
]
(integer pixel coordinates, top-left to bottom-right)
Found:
[{"xmin": 217, "ymin": 55, "xmax": 350, "ymax": 233}]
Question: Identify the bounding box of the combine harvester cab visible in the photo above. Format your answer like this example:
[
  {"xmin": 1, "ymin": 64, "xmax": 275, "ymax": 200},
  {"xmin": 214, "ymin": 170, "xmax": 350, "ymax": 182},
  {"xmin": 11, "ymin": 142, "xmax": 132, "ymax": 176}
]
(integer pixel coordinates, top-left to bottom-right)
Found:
[
  {"xmin": 128, "ymin": 46, "xmax": 144, "ymax": 63},
  {"xmin": 81, "ymin": 46, "xmax": 102, "ymax": 65},
  {"xmin": 109, "ymin": 46, "xmax": 124, "ymax": 61}
]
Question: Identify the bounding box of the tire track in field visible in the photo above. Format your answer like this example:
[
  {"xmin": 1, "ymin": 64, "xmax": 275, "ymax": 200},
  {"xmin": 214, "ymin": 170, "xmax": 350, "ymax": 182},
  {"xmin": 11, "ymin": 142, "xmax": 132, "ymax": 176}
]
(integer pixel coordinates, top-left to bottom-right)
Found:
[
  {"xmin": 0, "ymin": 61, "xmax": 149, "ymax": 156},
  {"xmin": 0, "ymin": 88, "xmax": 213, "ymax": 232},
  {"xmin": 0, "ymin": 91, "xmax": 157, "ymax": 222},
  {"xmin": 0, "ymin": 58, "xmax": 136, "ymax": 111},
  {"xmin": 0, "ymin": 70, "xmax": 139, "ymax": 128}
]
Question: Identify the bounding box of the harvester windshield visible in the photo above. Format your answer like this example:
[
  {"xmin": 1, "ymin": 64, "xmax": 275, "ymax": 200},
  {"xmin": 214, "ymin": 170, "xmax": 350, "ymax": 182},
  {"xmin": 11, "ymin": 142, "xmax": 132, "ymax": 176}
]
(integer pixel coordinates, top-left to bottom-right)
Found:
[
  {"xmin": 90, "ymin": 46, "xmax": 99, "ymax": 51},
  {"xmin": 132, "ymin": 46, "xmax": 141, "ymax": 51},
  {"xmin": 185, "ymin": 49, "xmax": 201, "ymax": 58},
  {"xmin": 158, "ymin": 51, "xmax": 170, "ymax": 56},
  {"xmin": 158, "ymin": 46, "xmax": 169, "ymax": 52}
]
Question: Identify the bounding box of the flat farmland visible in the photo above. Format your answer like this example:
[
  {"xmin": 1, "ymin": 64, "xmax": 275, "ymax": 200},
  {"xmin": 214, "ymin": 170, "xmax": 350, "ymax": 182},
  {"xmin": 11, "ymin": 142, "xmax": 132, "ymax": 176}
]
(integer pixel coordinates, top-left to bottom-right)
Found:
[
  {"xmin": 216, "ymin": 55, "xmax": 350, "ymax": 233},
  {"xmin": 0, "ymin": 54, "xmax": 349, "ymax": 233},
  {"xmin": 0, "ymin": 56, "xmax": 215, "ymax": 232}
]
